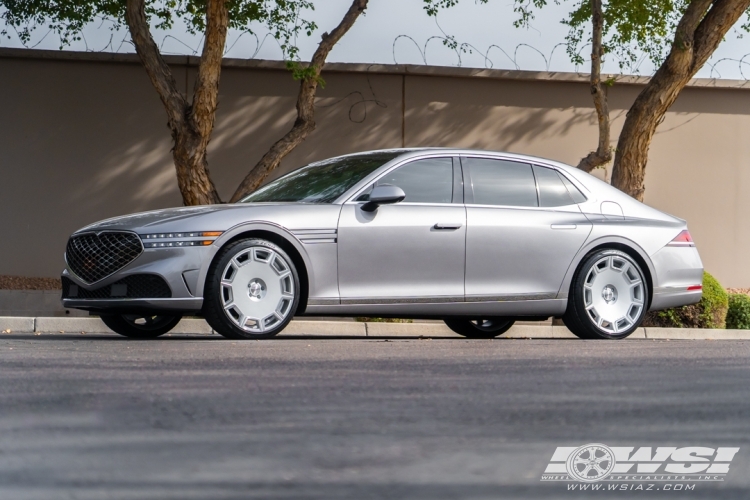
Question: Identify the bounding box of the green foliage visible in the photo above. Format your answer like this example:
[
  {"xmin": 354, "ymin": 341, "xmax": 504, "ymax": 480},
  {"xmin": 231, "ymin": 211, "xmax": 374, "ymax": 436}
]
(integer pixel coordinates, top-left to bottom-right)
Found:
[
  {"xmin": 643, "ymin": 272, "xmax": 729, "ymax": 329},
  {"xmin": 285, "ymin": 60, "xmax": 325, "ymax": 85},
  {"xmin": 423, "ymin": 0, "xmax": 750, "ymax": 72},
  {"xmin": 0, "ymin": 0, "xmax": 317, "ymax": 60},
  {"xmin": 726, "ymin": 293, "xmax": 750, "ymax": 330},
  {"xmin": 355, "ymin": 317, "xmax": 413, "ymax": 323}
]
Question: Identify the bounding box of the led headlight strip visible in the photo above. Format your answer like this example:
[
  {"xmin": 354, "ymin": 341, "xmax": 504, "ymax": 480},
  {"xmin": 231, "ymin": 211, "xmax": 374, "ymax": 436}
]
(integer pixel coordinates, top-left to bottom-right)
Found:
[{"xmin": 140, "ymin": 231, "xmax": 223, "ymax": 249}]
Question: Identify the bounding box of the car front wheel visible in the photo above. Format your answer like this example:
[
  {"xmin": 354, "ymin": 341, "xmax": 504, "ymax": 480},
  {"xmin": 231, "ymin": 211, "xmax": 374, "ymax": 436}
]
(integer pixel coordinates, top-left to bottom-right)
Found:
[
  {"xmin": 444, "ymin": 318, "xmax": 515, "ymax": 339},
  {"xmin": 204, "ymin": 239, "xmax": 300, "ymax": 339},
  {"xmin": 563, "ymin": 249, "xmax": 648, "ymax": 339},
  {"xmin": 100, "ymin": 314, "xmax": 182, "ymax": 338}
]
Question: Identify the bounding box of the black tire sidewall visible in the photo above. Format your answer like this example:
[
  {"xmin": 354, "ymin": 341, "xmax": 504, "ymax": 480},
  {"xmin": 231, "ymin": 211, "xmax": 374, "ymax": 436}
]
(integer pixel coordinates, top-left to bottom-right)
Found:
[
  {"xmin": 565, "ymin": 249, "xmax": 648, "ymax": 340},
  {"xmin": 204, "ymin": 239, "xmax": 300, "ymax": 339},
  {"xmin": 444, "ymin": 318, "xmax": 515, "ymax": 339},
  {"xmin": 100, "ymin": 314, "xmax": 182, "ymax": 338}
]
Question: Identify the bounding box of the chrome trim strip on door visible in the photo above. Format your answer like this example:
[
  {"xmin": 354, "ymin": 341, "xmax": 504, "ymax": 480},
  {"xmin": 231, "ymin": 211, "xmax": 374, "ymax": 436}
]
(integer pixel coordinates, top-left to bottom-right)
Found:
[
  {"xmin": 307, "ymin": 297, "xmax": 341, "ymax": 306},
  {"xmin": 465, "ymin": 293, "xmax": 557, "ymax": 302},
  {"xmin": 341, "ymin": 296, "xmax": 464, "ymax": 305}
]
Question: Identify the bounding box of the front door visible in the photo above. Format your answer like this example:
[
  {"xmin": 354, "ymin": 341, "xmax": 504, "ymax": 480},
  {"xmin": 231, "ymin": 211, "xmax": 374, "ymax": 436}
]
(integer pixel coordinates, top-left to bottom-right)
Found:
[{"xmin": 337, "ymin": 157, "xmax": 466, "ymax": 302}]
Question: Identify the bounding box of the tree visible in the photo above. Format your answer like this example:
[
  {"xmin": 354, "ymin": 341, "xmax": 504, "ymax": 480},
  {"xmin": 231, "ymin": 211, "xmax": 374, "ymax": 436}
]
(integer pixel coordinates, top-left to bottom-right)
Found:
[
  {"xmin": 611, "ymin": 0, "xmax": 750, "ymax": 200},
  {"xmin": 1, "ymin": 1, "xmax": 369, "ymax": 205},
  {"xmin": 425, "ymin": 0, "xmax": 750, "ymax": 199},
  {"xmin": 230, "ymin": 0, "xmax": 368, "ymax": 202}
]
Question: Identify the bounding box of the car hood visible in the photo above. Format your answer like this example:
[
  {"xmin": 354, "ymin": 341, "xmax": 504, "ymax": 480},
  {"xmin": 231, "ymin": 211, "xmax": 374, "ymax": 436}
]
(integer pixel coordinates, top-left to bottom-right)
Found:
[{"xmin": 75, "ymin": 203, "xmax": 342, "ymax": 234}]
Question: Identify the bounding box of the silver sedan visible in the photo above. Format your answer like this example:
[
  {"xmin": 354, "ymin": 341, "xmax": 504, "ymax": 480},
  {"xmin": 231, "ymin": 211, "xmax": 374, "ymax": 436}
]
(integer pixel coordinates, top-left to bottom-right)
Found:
[{"xmin": 61, "ymin": 149, "xmax": 703, "ymax": 340}]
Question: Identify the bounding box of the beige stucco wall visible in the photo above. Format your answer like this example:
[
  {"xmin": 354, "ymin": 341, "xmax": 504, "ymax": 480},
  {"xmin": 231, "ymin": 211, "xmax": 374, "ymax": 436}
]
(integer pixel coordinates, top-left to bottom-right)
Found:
[{"xmin": 1, "ymin": 49, "xmax": 748, "ymax": 286}]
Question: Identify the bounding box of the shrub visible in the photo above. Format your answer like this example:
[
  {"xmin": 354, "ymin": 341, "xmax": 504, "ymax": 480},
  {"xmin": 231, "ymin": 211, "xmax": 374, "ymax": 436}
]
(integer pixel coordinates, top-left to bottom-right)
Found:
[
  {"xmin": 643, "ymin": 272, "xmax": 728, "ymax": 329},
  {"xmin": 726, "ymin": 293, "xmax": 750, "ymax": 330}
]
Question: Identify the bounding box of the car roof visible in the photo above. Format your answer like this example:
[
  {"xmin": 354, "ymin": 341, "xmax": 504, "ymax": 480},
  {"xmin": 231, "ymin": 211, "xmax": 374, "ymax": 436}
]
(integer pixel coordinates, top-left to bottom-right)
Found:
[{"xmin": 341, "ymin": 148, "xmax": 577, "ymax": 170}]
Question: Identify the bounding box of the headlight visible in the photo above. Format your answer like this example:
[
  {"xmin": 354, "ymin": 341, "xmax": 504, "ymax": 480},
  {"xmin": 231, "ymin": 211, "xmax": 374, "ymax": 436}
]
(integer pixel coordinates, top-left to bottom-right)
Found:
[{"xmin": 140, "ymin": 231, "xmax": 223, "ymax": 249}]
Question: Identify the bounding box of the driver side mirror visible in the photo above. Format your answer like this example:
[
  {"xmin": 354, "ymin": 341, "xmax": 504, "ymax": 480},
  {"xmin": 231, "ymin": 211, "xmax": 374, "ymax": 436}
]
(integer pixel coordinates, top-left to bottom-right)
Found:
[{"xmin": 360, "ymin": 184, "xmax": 406, "ymax": 212}]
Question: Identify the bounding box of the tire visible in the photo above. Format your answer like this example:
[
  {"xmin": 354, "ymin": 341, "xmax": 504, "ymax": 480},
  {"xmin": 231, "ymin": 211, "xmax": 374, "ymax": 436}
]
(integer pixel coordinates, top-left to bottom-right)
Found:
[
  {"xmin": 100, "ymin": 314, "xmax": 182, "ymax": 338},
  {"xmin": 444, "ymin": 317, "xmax": 515, "ymax": 339},
  {"xmin": 204, "ymin": 239, "xmax": 300, "ymax": 339},
  {"xmin": 563, "ymin": 249, "xmax": 649, "ymax": 340}
]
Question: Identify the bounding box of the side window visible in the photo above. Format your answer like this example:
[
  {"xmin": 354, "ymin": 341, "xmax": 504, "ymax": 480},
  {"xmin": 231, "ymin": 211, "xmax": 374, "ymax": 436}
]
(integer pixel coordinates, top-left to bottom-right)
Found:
[
  {"xmin": 464, "ymin": 158, "xmax": 538, "ymax": 207},
  {"xmin": 558, "ymin": 172, "xmax": 588, "ymax": 203},
  {"xmin": 533, "ymin": 165, "xmax": 575, "ymax": 207},
  {"xmin": 374, "ymin": 157, "xmax": 454, "ymax": 204}
]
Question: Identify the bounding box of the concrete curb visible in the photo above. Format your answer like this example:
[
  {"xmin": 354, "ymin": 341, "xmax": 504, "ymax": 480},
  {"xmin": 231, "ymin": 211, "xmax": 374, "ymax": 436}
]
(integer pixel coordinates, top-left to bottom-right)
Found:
[{"xmin": 1, "ymin": 317, "xmax": 749, "ymax": 340}]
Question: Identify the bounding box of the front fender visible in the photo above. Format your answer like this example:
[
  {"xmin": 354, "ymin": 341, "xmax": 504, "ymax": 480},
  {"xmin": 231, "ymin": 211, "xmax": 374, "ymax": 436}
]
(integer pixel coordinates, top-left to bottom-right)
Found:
[{"xmin": 194, "ymin": 221, "xmax": 314, "ymax": 298}]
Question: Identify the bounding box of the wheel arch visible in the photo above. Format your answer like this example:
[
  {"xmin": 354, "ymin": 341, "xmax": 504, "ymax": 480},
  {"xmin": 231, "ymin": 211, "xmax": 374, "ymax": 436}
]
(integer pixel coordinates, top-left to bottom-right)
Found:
[
  {"xmin": 197, "ymin": 223, "xmax": 311, "ymax": 315},
  {"xmin": 559, "ymin": 238, "xmax": 655, "ymax": 310}
]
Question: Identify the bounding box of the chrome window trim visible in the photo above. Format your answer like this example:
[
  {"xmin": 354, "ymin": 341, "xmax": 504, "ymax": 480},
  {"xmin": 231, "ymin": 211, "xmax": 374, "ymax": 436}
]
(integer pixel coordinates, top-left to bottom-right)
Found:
[
  {"xmin": 340, "ymin": 152, "xmax": 460, "ymax": 204},
  {"xmin": 460, "ymin": 155, "xmax": 586, "ymax": 210}
]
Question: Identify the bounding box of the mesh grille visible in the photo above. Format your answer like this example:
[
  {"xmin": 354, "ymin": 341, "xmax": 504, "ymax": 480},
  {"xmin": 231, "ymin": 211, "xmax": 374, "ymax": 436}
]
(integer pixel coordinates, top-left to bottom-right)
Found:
[
  {"xmin": 66, "ymin": 232, "xmax": 143, "ymax": 284},
  {"xmin": 62, "ymin": 275, "xmax": 172, "ymax": 299}
]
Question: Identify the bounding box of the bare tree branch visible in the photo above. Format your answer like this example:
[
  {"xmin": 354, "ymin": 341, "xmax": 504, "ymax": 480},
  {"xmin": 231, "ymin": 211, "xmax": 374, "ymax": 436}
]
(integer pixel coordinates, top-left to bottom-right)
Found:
[
  {"xmin": 125, "ymin": 0, "xmax": 188, "ymax": 132},
  {"xmin": 576, "ymin": 0, "xmax": 611, "ymax": 173},
  {"xmin": 125, "ymin": 0, "xmax": 223, "ymax": 205},
  {"xmin": 230, "ymin": 0, "xmax": 369, "ymax": 203},
  {"xmin": 612, "ymin": 0, "xmax": 750, "ymax": 201},
  {"xmin": 191, "ymin": 0, "xmax": 229, "ymax": 139}
]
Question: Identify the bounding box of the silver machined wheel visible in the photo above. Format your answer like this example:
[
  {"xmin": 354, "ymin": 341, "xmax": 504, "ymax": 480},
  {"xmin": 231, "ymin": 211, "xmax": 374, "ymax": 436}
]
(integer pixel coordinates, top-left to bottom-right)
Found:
[
  {"xmin": 583, "ymin": 254, "xmax": 645, "ymax": 334},
  {"xmin": 219, "ymin": 246, "xmax": 295, "ymax": 334}
]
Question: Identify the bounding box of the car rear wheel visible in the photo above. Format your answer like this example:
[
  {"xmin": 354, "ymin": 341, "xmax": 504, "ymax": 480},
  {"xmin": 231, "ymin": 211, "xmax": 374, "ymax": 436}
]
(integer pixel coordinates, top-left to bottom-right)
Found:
[
  {"xmin": 444, "ymin": 317, "xmax": 515, "ymax": 339},
  {"xmin": 563, "ymin": 249, "xmax": 648, "ymax": 340},
  {"xmin": 204, "ymin": 239, "xmax": 300, "ymax": 339},
  {"xmin": 100, "ymin": 314, "xmax": 182, "ymax": 338}
]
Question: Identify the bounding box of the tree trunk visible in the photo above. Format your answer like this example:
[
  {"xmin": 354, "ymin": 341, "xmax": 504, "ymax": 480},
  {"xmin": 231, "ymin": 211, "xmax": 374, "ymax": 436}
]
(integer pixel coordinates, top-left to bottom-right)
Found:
[
  {"xmin": 611, "ymin": 0, "xmax": 750, "ymax": 201},
  {"xmin": 125, "ymin": 0, "xmax": 226, "ymax": 206},
  {"xmin": 576, "ymin": 0, "xmax": 611, "ymax": 173},
  {"xmin": 229, "ymin": 0, "xmax": 369, "ymax": 203}
]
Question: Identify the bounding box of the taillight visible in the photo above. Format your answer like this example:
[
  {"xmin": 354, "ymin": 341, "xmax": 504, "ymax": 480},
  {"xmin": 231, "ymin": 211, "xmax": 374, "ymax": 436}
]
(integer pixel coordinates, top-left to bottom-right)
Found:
[{"xmin": 667, "ymin": 230, "xmax": 695, "ymax": 247}]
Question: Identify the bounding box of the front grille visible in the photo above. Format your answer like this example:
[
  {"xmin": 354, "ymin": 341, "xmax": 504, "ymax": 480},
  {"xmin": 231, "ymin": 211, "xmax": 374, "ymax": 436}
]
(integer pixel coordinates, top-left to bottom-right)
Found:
[
  {"xmin": 62, "ymin": 275, "xmax": 172, "ymax": 299},
  {"xmin": 66, "ymin": 232, "xmax": 143, "ymax": 284}
]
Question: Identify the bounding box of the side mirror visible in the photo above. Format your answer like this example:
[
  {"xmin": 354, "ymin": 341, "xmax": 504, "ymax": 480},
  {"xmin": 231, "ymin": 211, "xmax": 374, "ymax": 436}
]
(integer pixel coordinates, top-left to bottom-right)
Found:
[{"xmin": 360, "ymin": 185, "xmax": 406, "ymax": 212}]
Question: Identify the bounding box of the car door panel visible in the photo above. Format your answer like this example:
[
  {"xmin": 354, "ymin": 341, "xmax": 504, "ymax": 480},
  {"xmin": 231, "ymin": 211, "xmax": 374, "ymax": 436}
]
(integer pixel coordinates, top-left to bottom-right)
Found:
[
  {"xmin": 338, "ymin": 204, "xmax": 466, "ymax": 300},
  {"xmin": 337, "ymin": 157, "xmax": 466, "ymax": 302},
  {"xmin": 465, "ymin": 206, "xmax": 591, "ymax": 299},
  {"xmin": 462, "ymin": 157, "xmax": 592, "ymax": 300}
]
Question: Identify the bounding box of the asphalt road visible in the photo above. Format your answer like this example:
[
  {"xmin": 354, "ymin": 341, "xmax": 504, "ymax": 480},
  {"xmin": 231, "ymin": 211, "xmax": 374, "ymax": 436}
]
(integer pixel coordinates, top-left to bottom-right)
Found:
[{"xmin": 1, "ymin": 334, "xmax": 749, "ymax": 499}]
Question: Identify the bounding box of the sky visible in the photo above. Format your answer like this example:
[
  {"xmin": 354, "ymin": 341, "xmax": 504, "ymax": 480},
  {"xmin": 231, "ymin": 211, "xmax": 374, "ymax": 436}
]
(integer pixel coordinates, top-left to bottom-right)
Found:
[{"xmin": 2, "ymin": 0, "xmax": 750, "ymax": 80}]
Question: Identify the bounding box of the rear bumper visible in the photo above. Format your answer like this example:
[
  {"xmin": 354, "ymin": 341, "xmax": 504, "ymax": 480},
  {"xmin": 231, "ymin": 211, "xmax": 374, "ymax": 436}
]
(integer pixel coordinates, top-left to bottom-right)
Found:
[
  {"xmin": 649, "ymin": 288, "xmax": 702, "ymax": 311},
  {"xmin": 649, "ymin": 245, "xmax": 703, "ymax": 310}
]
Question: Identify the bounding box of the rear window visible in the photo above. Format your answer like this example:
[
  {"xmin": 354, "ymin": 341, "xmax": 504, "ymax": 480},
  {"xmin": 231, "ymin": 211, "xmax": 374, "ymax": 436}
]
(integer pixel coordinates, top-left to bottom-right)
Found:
[{"xmin": 533, "ymin": 165, "xmax": 575, "ymax": 207}]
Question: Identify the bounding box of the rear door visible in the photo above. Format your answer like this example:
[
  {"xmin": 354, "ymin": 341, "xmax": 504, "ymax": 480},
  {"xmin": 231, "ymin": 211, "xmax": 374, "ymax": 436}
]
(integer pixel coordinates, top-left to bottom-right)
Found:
[{"xmin": 462, "ymin": 157, "xmax": 592, "ymax": 300}]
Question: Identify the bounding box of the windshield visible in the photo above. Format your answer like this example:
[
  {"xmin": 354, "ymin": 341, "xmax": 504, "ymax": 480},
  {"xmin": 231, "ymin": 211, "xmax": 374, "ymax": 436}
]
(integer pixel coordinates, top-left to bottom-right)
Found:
[{"xmin": 241, "ymin": 152, "xmax": 403, "ymax": 203}]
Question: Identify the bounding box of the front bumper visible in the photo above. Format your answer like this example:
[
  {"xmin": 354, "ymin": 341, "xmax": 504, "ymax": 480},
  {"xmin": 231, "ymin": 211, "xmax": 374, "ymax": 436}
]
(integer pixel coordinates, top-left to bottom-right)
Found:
[
  {"xmin": 61, "ymin": 245, "xmax": 213, "ymax": 315},
  {"xmin": 61, "ymin": 297, "xmax": 203, "ymax": 314}
]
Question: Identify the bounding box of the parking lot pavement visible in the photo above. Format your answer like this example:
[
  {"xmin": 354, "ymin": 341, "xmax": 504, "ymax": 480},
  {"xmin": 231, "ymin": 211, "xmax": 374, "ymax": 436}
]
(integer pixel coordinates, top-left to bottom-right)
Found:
[{"xmin": 1, "ymin": 335, "xmax": 750, "ymax": 499}]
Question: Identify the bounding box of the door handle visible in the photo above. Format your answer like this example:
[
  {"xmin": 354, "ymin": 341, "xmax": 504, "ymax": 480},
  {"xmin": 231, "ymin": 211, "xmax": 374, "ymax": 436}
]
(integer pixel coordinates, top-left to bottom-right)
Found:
[
  {"xmin": 551, "ymin": 224, "xmax": 577, "ymax": 230},
  {"xmin": 434, "ymin": 223, "xmax": 463, "ymax": 230}
]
